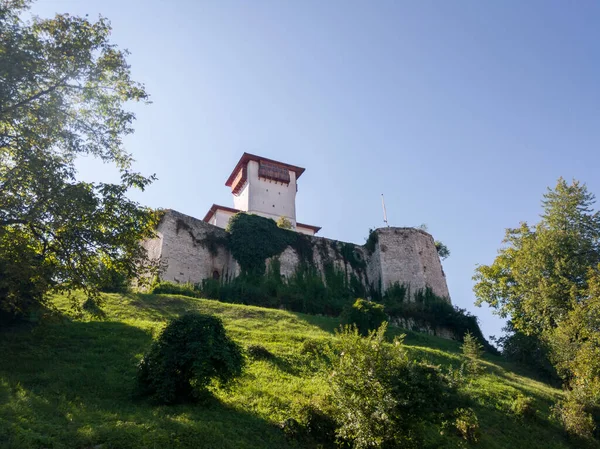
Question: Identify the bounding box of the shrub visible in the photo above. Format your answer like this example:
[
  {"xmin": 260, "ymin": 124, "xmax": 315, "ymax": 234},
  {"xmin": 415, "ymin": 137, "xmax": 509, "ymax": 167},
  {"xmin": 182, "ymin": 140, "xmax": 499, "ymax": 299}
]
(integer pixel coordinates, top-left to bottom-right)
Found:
[
  {"xmin": 199, "ymin": 278, "xmax": 221, "ymax": 299},
  {"xmin": 341, "ymin": 298, "xmax": 387, "ymax": 336},
  {"xmin": 276, "ymin": 216, "xmax": 293, "ymax": 230},
  {"xmin": 300, "ymin": 338, "xmax": 325, "ymax": 356},
  {"xmin": 454, "ymin": 408, "xmax": 480, "ymax": 443},
  {"xmin": 510, "ymin": 394, "xmax": 536, "ymax": 420},
  {"xmin": 298, "ymin": 401, "xmax": 338, "ymax": 446},
  {"xmin": 462, "ymin": 331, "xmax": 484, "ymax": 375},
  {"xmin": 137, "ymin": 313, "xmax": 244, "ymax": 404},
  {"xmin": 246, "ymin": 344, "xmax": 274, "ymax": 360},
  {"xmin": 97, "ymin": 264, "xmax": 130, "ymax": 293},
  {"xmin": 328, "ymin": 323, "xmax": 458, "ymax": 449},
  {"xmin": 552, "ymin": 395, "xmax": 596, "ymax": 441},
  {"xmin": 384, "ymin": 285, "xmax": 495, "ymax": 353},
  {"xmin": 150, "ymin": 281, "xmax": 199, "ymax": 298}
]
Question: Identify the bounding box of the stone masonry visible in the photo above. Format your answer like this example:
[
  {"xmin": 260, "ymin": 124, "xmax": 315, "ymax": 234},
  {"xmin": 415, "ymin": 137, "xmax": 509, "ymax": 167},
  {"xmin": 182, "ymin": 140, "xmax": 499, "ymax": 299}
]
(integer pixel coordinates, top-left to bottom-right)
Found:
[{"xmin": 143, "ymin": 209, "xmax": 451, "ymax": 302}]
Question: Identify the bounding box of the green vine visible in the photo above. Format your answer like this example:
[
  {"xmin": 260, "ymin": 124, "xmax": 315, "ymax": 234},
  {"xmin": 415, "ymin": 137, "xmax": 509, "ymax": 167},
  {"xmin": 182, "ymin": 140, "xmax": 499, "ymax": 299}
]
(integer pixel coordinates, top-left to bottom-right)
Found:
[
  {"xmin": 364, "ymin": 228, "xmax": 378, "ymax": 254},
  {"xmin": 227, "ymin": 213, "xmax": 313, "ymax": 276},
  {"xmin": 340, "ymin": 242, "xmax": 366, "ymax": 272}
]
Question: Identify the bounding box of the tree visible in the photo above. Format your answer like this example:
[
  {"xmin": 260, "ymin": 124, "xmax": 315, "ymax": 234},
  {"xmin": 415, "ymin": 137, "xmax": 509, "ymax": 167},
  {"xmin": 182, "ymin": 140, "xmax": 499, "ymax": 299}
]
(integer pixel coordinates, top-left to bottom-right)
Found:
[
  {"xmin": 329, "ymin": 323, "xmax": 458, "ymax": 448},
  {"xmin": 473, "ymin": 178, "xmax": 600, "ymax": 335},
  {"xmin": 341, "ymin": 298, "xmax": 387, "ymax": 336},
  {"xmin": 461, "ymin": 331, "xmax": 484, "ymax": 374},
  {"xmin": 0, "ymin": 1, "xmax": 157, "ymax": 318},
  {"xmin": 137, "ymin": 313, "xmax": 245, "ymax": 404},
  {"xmin": 473, "ymin": 178, "xmax": 600, "ymax": 439},
  {"xmin": 435, "ymin": 240, "xmax": 450, "ymax": 260}
]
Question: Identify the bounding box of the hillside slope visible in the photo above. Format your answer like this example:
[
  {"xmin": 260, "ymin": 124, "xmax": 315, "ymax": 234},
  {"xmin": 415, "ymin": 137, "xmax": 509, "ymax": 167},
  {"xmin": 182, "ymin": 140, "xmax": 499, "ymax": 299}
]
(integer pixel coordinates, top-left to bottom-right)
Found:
[{"xmin": 0, "ymin": 293, "xmax": 587, "ymax": 449}]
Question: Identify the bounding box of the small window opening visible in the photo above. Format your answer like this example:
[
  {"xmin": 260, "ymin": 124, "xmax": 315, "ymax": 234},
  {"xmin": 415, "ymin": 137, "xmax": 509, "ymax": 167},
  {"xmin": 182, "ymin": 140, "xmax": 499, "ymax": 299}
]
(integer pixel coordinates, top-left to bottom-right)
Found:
[{"xmin": 212, "ymin": 270, "xmax": 220, "ymax": 280}]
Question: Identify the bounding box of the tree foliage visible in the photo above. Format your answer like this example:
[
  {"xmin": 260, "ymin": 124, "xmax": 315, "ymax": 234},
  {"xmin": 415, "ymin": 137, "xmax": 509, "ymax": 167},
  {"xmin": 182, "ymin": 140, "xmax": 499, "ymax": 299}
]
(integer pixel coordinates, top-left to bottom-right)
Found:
[
  {"xmin": 473, "ymin": 178, "xmax": 600, "ymax": 439},
  {"xmin": 435, "ymin": 240, "xmax": 450, "ymax": 260},
  {"xmin": 0, "ymin": 1, "xmax": 157, "ymax": 317},
  {"xmin": 328, "ymin": 323, "xmax": 459, "ymax": 448},
  {"xmin": 473, "ymin": 178, "xmax": 600, "ymax": 334},
  {"xmin": 137, "ymin": 313, "xmax": 245, "ymax": 404},
  {"xmin": 341, "ymin": 298, "xmax": 387, "ymax": 336}
]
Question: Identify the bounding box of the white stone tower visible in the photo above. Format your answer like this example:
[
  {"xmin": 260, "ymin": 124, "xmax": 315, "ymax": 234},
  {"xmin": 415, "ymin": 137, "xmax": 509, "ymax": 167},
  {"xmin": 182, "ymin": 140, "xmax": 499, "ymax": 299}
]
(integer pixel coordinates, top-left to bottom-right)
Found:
[{"xmin": 203, "ymin": 153, "xmax": 320, "ymax": 235}]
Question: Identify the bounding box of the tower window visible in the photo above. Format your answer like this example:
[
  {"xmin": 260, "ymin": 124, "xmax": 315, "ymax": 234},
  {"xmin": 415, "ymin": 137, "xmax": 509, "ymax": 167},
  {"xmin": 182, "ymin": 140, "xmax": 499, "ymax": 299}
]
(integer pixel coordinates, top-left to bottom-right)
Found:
[{"xmin": 259, "ymin": 161, "xmax": 290, "ymax": 183}]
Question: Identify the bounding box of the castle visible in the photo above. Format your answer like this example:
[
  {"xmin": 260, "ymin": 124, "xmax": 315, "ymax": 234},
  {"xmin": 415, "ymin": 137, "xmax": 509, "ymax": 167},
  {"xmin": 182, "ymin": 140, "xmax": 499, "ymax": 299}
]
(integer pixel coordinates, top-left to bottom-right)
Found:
[{"xmin": 143, "ymin": 153, "xmax": 450, "ymax": 301}]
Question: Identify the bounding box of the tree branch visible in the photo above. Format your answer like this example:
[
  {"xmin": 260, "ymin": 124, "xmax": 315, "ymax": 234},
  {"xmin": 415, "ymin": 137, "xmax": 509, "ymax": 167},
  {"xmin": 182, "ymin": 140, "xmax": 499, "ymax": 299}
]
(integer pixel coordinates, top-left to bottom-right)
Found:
[{"xmin": 0, "ymin": 77, "xmax": 69, "ymax": 117}]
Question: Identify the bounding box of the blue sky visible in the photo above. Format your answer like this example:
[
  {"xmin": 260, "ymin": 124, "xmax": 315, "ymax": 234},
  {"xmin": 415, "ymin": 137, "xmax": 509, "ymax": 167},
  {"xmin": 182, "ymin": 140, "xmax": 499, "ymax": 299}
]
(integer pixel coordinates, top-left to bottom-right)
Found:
[{"xmin": 31, "ymin": 1, "xmax": 600, "ymax": 340}]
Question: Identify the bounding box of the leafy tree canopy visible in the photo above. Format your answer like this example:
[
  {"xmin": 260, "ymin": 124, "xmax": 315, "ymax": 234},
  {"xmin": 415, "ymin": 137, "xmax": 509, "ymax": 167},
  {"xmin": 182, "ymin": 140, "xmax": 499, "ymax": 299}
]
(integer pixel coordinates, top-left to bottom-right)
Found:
[
  {"xmin": 473, "ymin": 178, "xmax": 600, "ymax": 439},
  {"xmin": 0, "ymin": 0, "xmax": 157, "ymax": 317},
  {"xmin": 473, "ymin": 178, "xmax": 600, "ymax": 335}
]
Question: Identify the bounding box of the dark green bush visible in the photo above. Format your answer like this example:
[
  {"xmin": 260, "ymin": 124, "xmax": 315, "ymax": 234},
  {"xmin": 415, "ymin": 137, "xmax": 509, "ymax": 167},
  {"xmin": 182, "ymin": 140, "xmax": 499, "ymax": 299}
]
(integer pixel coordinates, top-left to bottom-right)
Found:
[
  {"xmin": 384, "ymin": 284, "xmax": 495, "ymax": 352},
  {"xmin": 246, "ymin": 344, "xmax": 274, "ymax": 360},
  {"xmin": 300, "ymin": 338, "xmax": 326, "ymax": 356},
  {"xmin": 297, "ymin": 401, "xmax": 339, "ymax": 447},
  {"xmin": 329, "ymin": 323, "xmax": 460, "ymax": 449},
  {"xmin": 97, "ymin": 264, "xmax": 130, "ymax": 293},
  {"xmin": 150, "ymin": 281, "xmax": 199, "ymax": 298},
  {"xmin": 498, "ymin": 321, "xmax": 560, "ymax": 384},
  {"xmin": 137, "ymin": 313, "xmax": 244, "ymax": 404},
  {"xmin": 199, "ymin": 278, "xmax": 221, "ymax": 300},
  {"xmin": 341, "ymin": 298, "xmax": 387, "ymax": 336}
]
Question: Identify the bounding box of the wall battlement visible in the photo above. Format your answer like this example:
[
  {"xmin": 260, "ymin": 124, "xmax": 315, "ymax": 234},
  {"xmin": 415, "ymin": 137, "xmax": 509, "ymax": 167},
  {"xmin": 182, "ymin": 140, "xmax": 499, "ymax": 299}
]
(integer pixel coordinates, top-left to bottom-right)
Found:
[{"xmin": 143, "ymin": 209, "xmax": 451, "ymax": 302}]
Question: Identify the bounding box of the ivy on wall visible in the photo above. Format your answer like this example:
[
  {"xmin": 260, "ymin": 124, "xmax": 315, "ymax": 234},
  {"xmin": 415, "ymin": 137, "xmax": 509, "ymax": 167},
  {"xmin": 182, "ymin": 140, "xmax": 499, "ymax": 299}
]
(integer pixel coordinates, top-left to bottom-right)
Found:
[{"xmin": 226, "ymin": 213, "xmax": 314, "ymax": 276}]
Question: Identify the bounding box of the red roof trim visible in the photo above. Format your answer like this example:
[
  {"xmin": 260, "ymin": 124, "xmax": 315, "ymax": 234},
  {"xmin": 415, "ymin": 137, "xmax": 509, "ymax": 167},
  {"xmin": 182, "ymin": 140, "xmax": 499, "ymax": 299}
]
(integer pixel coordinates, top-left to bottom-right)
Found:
[
  {"xmin": 296, "ymin": 222, "xmax": 321, "ymax": 233},
  {"xmin": 202, "ymin": 204, "xmax": 241, "ymax": 222},
  {"xmin": 225, "ymin": 153, "xmax": 306, "ymax": 187}
]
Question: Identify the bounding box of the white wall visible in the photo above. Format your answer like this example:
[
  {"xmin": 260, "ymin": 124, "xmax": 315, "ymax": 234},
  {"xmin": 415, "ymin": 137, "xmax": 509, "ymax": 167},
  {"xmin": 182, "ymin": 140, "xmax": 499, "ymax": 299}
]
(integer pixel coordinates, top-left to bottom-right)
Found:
[
  {"xmin": 232, "ymin": 181, "xmax": 249, "ymax": 211},
  {"xmin": 211, "ymin": 209, "xmax": 235, "ymax": 229},
  {"xmin": 245, "ymin": 160, "xmax": 297, "ymax": 223},
  {"xmin": 296, "ymin": 225, "xmax": 316, "ymax": 236}
]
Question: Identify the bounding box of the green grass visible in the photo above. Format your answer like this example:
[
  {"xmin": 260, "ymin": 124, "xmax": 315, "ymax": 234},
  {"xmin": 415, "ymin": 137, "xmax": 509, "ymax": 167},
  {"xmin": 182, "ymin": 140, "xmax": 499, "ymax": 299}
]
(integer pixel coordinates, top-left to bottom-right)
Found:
[{"xmin": 0, "ymin": 292, "xmax": 590, "ymax": 448}]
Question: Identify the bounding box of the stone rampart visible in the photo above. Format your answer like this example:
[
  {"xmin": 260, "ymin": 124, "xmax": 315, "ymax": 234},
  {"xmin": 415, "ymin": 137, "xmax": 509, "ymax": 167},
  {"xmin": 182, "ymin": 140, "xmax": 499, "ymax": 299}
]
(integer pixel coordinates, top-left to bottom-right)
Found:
[{"xmin": 143, "ymin": 210, "xmax": 450, "ymax": 302}]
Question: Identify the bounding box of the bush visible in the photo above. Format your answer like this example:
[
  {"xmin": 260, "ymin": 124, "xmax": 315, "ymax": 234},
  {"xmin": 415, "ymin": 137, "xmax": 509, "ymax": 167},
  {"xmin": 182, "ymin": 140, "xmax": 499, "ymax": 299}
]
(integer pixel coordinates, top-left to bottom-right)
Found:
[
  {"xmin": 298, "ymin": 401, "xmax": 338, "ymax": 446},
  {"xmin": 552, "ymin": 395, "xmax": 596, "ymax": 441},
  {"xmin": 246, "ymin": 344, "xmax": 274, "ymax": 360},
  {"xmin": 137, "ymin": 313, "xmax": 244, "ymax": 404},
  {"xmin": 328, "ymin": 323, "xmax": 459, "ymax": 449},
  {"xmin": 454, "ymin": 408, "xmax": 480, "ymax": 443},
  {"xmin": 510, "ymin": 394, "xmax": 536, "ymax": 420},
  {"xmin": 341, "ymin": 298, "xmax": 387, "ymax": 336},
  {"xmin": 462, "ymin": 331, "xmax": 485, "ymax": 375},
  {"xmin": 150, "ymin": 281, "xmax": 199, "ymax": 298},
  {"xmin": 300, "ymin": 338, "xmax": 326, "ymax": 356},
  {"xmin": 199, "ymin": 278, "xmax": 221, "ymax": 299},
  {"xmin": 97, "ymin": 264, "xmax": 130, "ymax": 293},
  {"xmin": 384, "ymin": 285, "xmax": 494, "ymax": 352}
]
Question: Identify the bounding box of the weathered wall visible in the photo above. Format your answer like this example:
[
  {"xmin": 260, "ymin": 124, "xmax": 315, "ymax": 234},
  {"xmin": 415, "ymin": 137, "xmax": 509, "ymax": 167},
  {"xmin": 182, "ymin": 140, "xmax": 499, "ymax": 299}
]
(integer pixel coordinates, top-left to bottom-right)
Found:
[
  {"xmin": 144, "ymin": 210, "xmax": 450, "ymax": 303},
  {"xmin": 143, "ymin": 210, "xmax": 239, "ymax": 284},
  {"xmin": 375, "ymin": 228, "xmax": 450, "ymax": 300}
]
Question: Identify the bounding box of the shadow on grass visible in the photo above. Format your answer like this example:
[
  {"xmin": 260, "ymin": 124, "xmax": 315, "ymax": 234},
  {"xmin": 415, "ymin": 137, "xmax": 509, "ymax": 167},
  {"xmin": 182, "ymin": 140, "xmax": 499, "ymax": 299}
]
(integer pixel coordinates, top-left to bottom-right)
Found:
[{"xmin": 0, "ymin": 319, "xmax": 298, "ymax": 449}]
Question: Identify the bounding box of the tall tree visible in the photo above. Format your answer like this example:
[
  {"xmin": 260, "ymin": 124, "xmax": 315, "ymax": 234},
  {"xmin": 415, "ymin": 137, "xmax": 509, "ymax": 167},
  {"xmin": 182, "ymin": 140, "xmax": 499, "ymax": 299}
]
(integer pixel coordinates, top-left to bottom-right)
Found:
[
  {"xmin": 0, "ymin": 0, "xmax": 157, "ymax": 317},
  {"xmin": 473, "ymin": 178, "xmax": 600, "ymax": 335},
  {"xmin": 473, "ymin": 178, "xmax": 600, "ymax": 439}
]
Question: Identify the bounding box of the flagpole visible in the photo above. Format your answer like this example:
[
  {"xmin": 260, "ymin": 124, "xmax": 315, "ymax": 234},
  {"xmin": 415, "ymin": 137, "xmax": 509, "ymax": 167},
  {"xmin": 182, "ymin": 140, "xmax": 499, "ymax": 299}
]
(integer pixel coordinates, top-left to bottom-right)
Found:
[{"xmin": 381, "ymin": 194, "xmax": 389, "ymax": 227}]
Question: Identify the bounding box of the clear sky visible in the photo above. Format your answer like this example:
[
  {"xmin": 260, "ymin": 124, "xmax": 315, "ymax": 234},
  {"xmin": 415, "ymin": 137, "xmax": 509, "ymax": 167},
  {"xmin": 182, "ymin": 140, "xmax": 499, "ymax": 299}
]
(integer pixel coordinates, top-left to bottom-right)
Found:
[{"xmin": 30, "ymin": 0, "xmax": 600, "ymax": 341}]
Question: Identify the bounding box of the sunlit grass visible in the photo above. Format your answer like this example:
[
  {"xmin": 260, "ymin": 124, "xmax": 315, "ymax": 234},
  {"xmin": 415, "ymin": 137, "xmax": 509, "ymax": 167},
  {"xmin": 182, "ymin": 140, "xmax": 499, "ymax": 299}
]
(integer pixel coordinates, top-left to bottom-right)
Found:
[{"xmin": 0, "ymin": 292, "xmax": 589, "ymax": 448}]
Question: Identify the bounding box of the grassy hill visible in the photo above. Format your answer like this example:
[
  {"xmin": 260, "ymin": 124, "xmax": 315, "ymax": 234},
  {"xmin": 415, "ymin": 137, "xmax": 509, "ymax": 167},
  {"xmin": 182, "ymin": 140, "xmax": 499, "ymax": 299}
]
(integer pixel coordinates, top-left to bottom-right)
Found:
[{"xmin": 0, "ymin": 293, "xmax": 588, "ymax": 449}]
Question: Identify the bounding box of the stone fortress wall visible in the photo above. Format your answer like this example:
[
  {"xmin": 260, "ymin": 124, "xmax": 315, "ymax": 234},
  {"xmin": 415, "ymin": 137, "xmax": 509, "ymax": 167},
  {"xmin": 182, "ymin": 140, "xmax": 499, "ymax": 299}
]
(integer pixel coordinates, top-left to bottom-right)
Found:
[{"xmin": 144, "ymin": 209, "xmax": 450, "ymax": 302}]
